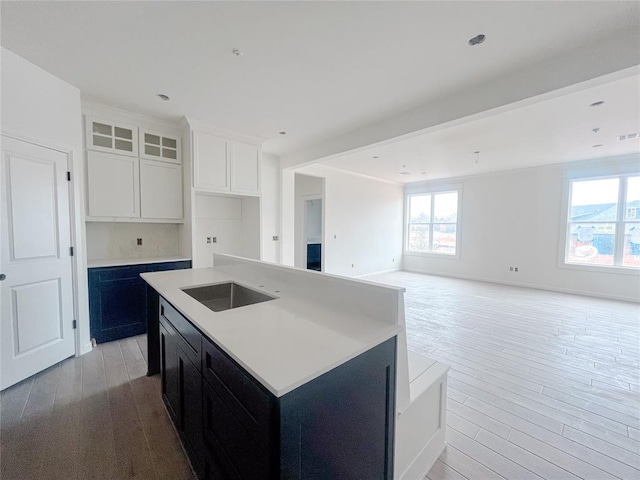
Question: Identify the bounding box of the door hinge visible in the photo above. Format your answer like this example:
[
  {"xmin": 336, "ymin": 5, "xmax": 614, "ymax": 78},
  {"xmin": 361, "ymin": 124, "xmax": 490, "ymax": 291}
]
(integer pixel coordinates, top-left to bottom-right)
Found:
[
  {"xmin": 67, "ymin": 171, "xmax": 71, "ymax": 181},
  {"xmin": 70, "ymin": 246, "xmax": 74, "ymax": 256},
  {"xmin": 72, "ymin": 320, "xmax": 77, "ymax": 329}
]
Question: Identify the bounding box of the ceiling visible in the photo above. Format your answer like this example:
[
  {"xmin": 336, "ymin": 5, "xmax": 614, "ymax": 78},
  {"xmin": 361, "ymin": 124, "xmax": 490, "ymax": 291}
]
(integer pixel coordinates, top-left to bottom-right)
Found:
[
  {"xmin": 320, "ymin": 73, "xmax": 640, "ymax": 183},
  {"xmin": 2, "ymin": 0, "xmax": 639, "ymax": 164}
]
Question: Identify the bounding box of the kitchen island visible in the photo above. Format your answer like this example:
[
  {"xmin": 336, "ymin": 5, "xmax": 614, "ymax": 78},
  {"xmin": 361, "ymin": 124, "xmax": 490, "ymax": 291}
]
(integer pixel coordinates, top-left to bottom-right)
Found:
[{"xmin": 142, "ymin": 254, "xmax": 448, "ymax": 479}]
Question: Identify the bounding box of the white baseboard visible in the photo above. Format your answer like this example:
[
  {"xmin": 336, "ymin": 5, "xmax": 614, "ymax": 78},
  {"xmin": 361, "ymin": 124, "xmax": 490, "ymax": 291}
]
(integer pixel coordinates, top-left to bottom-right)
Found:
[
  {"xmin": 79, "ymin": 341, "xmax": 93, "ymax": 356},
  {"xmin": 402, "ymin": 267, "xmax": 640, "ymax": 303},
  {"xmin": 355, "ymin": 267, "xmax": 402, "ymax": 279}
]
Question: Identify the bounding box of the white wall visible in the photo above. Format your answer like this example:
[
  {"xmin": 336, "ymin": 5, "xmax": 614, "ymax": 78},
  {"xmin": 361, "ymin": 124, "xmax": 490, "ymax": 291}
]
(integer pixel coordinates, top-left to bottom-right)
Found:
[
  {"xmin": 296, "ymin": 166, "xmax": 404, "ymax": 277},
  {"xmin": 261, "ymin": 153, "xmax": 281, "ymax": 263},
  {"xmin": 0, "ymin": 48, "xmax": 91, "ymax": 354},
  {"xmin": 85, "ymin": 223, "xmax": 180, "ymax": 261},
  {"xmin": 404, "ymin": 155, "xmax": 640, "ymax": 302},
  {"xmin": 193, "ymin": 193, "xmax": 260, "ymax": 267}
]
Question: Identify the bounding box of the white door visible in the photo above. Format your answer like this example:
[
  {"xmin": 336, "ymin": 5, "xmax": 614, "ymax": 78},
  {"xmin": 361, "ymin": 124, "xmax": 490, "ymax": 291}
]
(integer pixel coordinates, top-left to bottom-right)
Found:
[{"xmin": 1, "ymin": 136, "xmax": 75, "ymax": 390}]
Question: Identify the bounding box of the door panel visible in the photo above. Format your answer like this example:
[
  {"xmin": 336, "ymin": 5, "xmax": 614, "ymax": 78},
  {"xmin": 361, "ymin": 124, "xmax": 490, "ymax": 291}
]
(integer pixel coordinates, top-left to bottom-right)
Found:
[
  {"xmin": 12, "ymin": 279, "xmax": 63, "ymax": 355},
  {"xmin": 7, "ymin": 154, "xmax": 59, "ymax": 260},
  {"xmin": 1, "ymin": 136, "xmax": 75, "ymax": 390}
]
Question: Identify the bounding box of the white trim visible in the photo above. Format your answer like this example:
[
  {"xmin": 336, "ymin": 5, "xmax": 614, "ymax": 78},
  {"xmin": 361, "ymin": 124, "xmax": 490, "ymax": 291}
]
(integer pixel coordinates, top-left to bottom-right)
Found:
[
  {"xmin": 82, "ymin": 100, "xmax": 182, "ymax": 136},
  {"xmin": 558, "ymin": 171, "xmax": 640, "ymax": 273},
  {"xmin": 184, "ymin": 116, "xmax": 265, "ymax": 146},
  {"xmin": 316, "ymin": 164, "xmax": 401, "ymax": 186},
  {"xmin": 356, "ymin": 267, "xmax": 402, "ymax": 278},
  {"xmin": 404, "ymin": 186, "xmax": 462, "ymax": 259}
]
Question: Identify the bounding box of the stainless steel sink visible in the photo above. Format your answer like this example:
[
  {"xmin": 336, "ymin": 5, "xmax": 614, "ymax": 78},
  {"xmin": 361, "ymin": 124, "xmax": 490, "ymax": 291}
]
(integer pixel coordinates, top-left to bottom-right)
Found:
[{"xmin": 181, "ymin": 282, "xmax": 276, "ymax": 312}]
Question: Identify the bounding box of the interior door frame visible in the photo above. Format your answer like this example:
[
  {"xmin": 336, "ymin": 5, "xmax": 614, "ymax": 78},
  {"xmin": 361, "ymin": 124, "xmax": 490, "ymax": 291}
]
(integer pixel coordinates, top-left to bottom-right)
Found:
[
  {"xmin": 1, "ymin": 129, "xmax": 85, "ymax": 360},
  {"xmin": 301, "ymin": 192, "xmax": 324, "ymax": 272}
]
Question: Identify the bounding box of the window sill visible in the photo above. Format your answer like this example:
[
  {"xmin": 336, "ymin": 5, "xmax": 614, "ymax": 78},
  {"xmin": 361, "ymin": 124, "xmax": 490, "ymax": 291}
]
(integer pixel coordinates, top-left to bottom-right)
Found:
[
  {"xmin": 404, "ymin": 251, "xmax": 460, "ymax": 260},
  {"xmin": 558, "ymin": 261, "xmax": 640, "ymax": 276}
]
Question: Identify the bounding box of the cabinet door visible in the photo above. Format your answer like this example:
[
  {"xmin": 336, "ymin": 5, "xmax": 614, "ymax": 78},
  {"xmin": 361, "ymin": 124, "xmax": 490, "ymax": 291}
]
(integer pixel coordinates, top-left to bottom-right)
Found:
[
  {"xmin": 160, "ymin": 322, "xmax": 180, "ymax": 424},
  {"xmin": 231, "ymin": 142, "xmax": 260, "ymax": 195},
  {"xmin": 177, "ymin": 345, "xmax": 204, "ymax": 471},
  {"xmin": 139, "ymin": 159, "xmax": 183, "ymax": 220},
  {"xmin": 193, "ymin": 131, "xmax": 229, "ymax": 192},
  {"xmin": 86, "ymin": 151, "xmax": 140, "ymax": 218},
  {"xmin": 85, "ymin": 116, "xmax": 138, "ymax": 156},
  {"xmin": 140, "ymin": 129, "xmax": 181, "ymax": 164}
]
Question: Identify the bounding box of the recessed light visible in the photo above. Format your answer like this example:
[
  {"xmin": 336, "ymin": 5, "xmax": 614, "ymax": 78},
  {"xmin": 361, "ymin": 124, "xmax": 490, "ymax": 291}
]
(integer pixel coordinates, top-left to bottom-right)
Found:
[
  {"xmin": 232, "ymin": 49, "xmax": 244, "ymax": 57},
  {"xmin": 590, "ymin": 101, "xmax": 605, "ymax": 107},
  {"xmin": 468, "ymin": 34, "xmax": 486, "ymax": 46},
  {"xmin": 157, "ymin": 94, "xmax": 170, "ymax": 101},
  {"xmin": 593, "ymin": 144, "xmax": 603, "ymax": 148},
  {"xmin": 278, "ymin": 131, "xmax": 287, "ymax": 135}
]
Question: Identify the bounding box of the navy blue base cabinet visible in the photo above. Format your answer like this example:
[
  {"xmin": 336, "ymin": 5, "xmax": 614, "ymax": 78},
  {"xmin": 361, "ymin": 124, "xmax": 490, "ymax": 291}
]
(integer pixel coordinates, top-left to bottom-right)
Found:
[
  {"xmin": 153, "ymin": 295, "xmax": 396, "ymax": 480},
  {"xmin": 89, "ymin": 260, "xmax": 190, "ymax": 344}
]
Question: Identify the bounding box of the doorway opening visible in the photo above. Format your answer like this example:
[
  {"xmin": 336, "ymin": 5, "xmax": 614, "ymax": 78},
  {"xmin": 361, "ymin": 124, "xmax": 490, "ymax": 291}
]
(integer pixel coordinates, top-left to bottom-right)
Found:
[{"xmin": 305, "ymin": 197, "xmax": 323, "ymax": 271}]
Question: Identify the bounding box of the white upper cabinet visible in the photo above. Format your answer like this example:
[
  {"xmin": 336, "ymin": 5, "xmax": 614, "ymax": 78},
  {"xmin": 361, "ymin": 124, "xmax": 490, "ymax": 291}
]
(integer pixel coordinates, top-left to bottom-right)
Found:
[
  {"xmin": 140, "ymin": 159, "xmax": 183, "ymax": 219},
  {"xmin": 140, "ymin": 129, "xmax": 181, "ymax": 164},
  {"xmin": 193, "ymin": 131, "xmax": 229, "ymax": 191},
  {"xmin": 192, "ymin": 130, "xmax": 260, "ymax": 196},
  {"xmin": 85, "ymin": 116, "xmax": 138, "ymax": 156},
  {"xmin": 86, "ymin": 151, "xmax": 140, "ymax": 218},
  {"xmin": 231, "ymin": 142, "xmax": 260, "ymax": 194}
]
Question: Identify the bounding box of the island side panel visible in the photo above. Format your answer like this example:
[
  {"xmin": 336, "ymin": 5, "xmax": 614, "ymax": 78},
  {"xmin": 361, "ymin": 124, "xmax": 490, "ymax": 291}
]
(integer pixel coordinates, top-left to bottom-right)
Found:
[
  {"xmin": 146, "ymin": 284, "xmax": 160, "ymax": 375},
  {"xmin": 279, "ymin": 336, "xmax": 397, "ymax": 480}
]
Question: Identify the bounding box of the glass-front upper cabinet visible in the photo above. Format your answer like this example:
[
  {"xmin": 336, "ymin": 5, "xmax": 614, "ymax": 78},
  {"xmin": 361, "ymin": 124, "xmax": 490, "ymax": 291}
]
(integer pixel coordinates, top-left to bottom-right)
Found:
[
  {"xmin": 85, "ymin": 116, "xmax": 138, "ymax": 156},
  {"xmin": 139, "ymin": 129, "xmax": 181, "ymax": 164}
]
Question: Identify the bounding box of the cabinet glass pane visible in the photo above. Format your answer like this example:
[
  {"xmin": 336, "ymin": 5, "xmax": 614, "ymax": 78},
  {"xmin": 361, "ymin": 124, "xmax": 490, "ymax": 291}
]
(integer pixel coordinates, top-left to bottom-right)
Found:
[
  {"xmin": 114, "ymin": 139, "xmax": 133, "ymax": 152},
  {"xmin": 93, "ymin": 135, "xmax": 112, "ymax": 148},
  {"xmin": 114, "ymin": 127, "xmax": 133, "ymax": 140},
  {"xmin": 162, "ymin": 148, "xmax": 177, "ymax": 160},
  {"xmin": 92, "ymin": 122, "xmax": 112, "ymax": 135},
  {"xmin": 145, "ymin": 145, "xmax": 161, "ymax": 156},
  {"xmin": 162, "ymin": 137, "xmax": 177, "ymax": 148},
  {"xmin": 145, "ymin": 133, "xmax": 161, "ymax": 145}
]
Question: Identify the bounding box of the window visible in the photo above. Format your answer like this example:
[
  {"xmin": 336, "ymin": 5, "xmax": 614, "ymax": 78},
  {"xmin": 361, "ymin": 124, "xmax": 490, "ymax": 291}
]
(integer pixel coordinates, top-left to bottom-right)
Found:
[
  {"xmin": 407, "ymin": 191, "xmax": 459, "ymax": 255},
  {"xmin": 565, "ymin": 174, "xmax": 640, "ymax": 269}
]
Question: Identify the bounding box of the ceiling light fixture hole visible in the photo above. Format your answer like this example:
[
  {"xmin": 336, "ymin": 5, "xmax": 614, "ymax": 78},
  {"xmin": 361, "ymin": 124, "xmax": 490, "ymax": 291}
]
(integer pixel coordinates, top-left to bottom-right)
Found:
[
  {"xmin": 278, "ymin": 131, "xmax": 287, "ymax": 135},
  {"xmin": 157, "ymin": 94, "xmax": 170, "ymax": 101}
]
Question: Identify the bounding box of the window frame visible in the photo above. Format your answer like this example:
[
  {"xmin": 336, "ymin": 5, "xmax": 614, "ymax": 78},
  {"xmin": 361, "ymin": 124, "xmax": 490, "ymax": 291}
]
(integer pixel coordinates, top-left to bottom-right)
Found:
[
  {"xmin": 559, "ymin": 171, "xmax": 640, "ymax": 274},
  {"xmin": 404, "ymin": 186, "xmax": 462, "ymax": 259}
]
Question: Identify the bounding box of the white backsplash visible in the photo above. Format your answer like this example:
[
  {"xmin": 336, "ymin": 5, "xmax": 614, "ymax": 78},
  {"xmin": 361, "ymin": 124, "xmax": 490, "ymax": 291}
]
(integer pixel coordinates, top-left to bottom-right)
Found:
[{"xmin": 86, "ymin": 222, "xmax": 181, "ymax": 261}]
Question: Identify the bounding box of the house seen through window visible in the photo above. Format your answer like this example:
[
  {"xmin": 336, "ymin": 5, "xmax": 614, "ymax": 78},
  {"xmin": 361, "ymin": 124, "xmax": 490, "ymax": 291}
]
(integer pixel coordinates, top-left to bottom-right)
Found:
[
  {"xmin": 566, "ymin": 174, "xmax": 640, "ymax": 268},
  {"xmin": 407, "ymin": 191, "xmax": 459, "ymax": 255}
]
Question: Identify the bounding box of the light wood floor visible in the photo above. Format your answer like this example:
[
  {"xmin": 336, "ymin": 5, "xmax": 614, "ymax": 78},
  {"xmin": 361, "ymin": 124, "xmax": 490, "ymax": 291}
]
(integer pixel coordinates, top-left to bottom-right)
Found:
[
  {"xmin": 0, "ymin": 336, "xmax": 194, "ymax": 480},
  {"xmin": 1, "ymin": 273, "xmax": 638, "ymax": 480},
  {"xmin": 369, "ymin": 271, "xmax": 640, "ymax": 480}
]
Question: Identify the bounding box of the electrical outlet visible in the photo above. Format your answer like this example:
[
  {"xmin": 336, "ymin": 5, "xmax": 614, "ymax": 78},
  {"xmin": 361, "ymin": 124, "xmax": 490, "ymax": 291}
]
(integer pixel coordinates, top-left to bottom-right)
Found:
[
  {"xmin": 136, "ymin": 238, "xmax": 142, "ymax": 246},
  {"xmin": 515, "ymin": 267, "xmax": 519, "ymax": 272},
  {"xmin": 510, "ymin": 266, "xmax": 514, "ymax": 271},
  {"xmin": 272, "ymin": 236, "xmax": 279, "ymax": 241},
  {"xmin": 212, "ymin": 237, "xmax": 217, "ymax": 243},
  {"xmin": 351, "ymin": 263, "xmax": 354, "ymax": 268},
  {"xmin": 206, "ymin": 237, "xmax": 211, "ymax": 244}
]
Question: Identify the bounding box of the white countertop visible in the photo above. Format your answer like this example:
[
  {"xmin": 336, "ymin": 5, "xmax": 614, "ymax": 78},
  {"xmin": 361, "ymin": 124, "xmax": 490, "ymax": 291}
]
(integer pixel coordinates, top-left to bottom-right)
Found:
[
  {"xmin": 88, "ymin": 256, "xmax": 191, "ymax": 268},
  {"xmin": 141, "ymin": 256, "xmax": 403, "ymax": 397}
]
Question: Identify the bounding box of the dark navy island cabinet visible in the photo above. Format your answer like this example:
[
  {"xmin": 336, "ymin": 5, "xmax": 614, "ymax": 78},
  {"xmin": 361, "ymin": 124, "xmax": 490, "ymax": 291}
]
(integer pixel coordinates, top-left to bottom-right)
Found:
[
  {"xmin": 88, "ymin": 260, "xmax": 190, "ymax": 344},
  {"xmin": 154, "ymin": 295, "xmax": 397, "ymax": 480}
]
